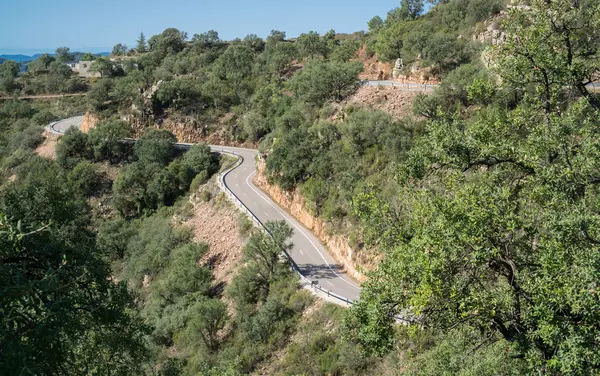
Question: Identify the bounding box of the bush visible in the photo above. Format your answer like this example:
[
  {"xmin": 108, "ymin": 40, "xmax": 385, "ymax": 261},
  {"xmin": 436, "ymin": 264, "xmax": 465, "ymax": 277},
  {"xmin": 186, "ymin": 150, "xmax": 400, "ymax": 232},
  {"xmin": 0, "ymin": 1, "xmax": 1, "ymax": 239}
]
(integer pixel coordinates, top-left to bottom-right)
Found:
[
  {"xmin": 10, "ymin": 125, "xmax": 44, "ymax": 151},
  {"xmin": 31, "ymin": 110, "xmax": 56, "ymax": 126},
  {"xmin": 200, "ymin": 190, "xmax": 212, "ymax": 202},
  {"xmin": 67, "ymin": 160, "xmax": 101, "ymax": 196},
  {"xmin": 288, "ymin": 60, "xmax": 363, "ymax": 105},
  {"xmin": 88, "ymin": 119, "xmax": 132, "ymax": 163},
  {"xmin": 189, "ymin": 170, "xmax": 209, "ymax": 192},
  {"xmin": 56, "ymin": 128, "xmax": 92, "ymax": 168},
  {"xmin": 170, "ymin": 143, "xmax": 218, "ymax": 189},
  {"xmin": 134, "ymin": 129, "xmax": 177, "ymax": 166}
]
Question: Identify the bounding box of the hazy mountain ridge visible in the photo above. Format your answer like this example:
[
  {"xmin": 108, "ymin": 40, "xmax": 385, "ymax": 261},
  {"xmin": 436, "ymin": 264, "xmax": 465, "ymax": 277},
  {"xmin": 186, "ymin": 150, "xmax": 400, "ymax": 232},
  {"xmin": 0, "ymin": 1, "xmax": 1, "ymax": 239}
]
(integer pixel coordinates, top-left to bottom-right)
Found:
[{"xmin": 0, "ymin": 52, "xmax": 109, "ymax": 63}]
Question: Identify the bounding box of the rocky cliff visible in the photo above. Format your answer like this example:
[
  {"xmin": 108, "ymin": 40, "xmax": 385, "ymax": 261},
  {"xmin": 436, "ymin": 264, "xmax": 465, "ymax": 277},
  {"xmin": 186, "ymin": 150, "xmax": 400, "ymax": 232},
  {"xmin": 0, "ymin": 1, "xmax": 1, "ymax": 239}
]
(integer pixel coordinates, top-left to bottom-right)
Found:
[{"xmin": 80, "ymin": 112, "xmax": 100, "ymax": 133}]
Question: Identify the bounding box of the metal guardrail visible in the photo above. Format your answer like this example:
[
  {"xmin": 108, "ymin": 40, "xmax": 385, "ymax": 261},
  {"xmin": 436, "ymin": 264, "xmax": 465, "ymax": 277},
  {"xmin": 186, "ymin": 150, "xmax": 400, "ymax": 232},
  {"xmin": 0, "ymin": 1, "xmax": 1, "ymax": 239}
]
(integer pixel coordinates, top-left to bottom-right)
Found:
[
  {"xmin": 215, "ymin": 148, "xmax": 357, "ymax": 306},
  {"xmin": 48, "ymin": 112, "xmax": 85, "ymax": 134},
  {"xmin": 359, "ymin": 80, "xmax": 438, "ymax": 91}
]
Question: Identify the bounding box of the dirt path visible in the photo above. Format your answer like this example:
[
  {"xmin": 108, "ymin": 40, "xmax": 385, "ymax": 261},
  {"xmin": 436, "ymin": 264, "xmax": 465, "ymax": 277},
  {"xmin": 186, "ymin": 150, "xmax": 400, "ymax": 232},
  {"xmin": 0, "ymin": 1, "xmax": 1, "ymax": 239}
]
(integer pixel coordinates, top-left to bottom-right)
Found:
[{"xmin": 0, "ymin": 93, "xmax": 87, "ymax": 100}]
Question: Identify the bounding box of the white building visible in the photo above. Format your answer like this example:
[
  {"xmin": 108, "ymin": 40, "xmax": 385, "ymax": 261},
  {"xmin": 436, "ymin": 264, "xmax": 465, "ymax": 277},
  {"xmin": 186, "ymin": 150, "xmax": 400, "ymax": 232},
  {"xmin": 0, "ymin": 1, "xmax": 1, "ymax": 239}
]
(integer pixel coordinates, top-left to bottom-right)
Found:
[{"xmin": 66, "ymin": 61, "xmax": 101, "ymax": 78}]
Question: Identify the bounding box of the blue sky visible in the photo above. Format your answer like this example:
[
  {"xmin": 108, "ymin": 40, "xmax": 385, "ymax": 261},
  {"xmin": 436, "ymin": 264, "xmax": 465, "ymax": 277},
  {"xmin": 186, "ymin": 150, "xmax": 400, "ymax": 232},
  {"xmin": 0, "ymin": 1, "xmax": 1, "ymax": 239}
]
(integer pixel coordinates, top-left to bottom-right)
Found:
[{"xmin": 0, "ymin": 0, "xmax": 399, "ymax": 55}]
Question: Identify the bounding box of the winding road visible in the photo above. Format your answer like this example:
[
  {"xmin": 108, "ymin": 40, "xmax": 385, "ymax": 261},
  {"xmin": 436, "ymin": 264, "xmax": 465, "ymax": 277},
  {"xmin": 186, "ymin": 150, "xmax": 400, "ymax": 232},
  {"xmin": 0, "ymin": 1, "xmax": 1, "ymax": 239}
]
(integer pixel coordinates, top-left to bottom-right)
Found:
[{"xmin": 49, "ymin": 117, "xmax": 362, "ymax": 302}]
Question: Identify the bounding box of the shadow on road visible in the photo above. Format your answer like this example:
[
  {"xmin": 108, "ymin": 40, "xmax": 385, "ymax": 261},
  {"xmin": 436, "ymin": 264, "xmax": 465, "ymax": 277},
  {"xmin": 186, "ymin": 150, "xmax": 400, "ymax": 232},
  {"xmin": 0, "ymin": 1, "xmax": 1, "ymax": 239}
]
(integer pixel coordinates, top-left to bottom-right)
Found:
[{"xmin": 297, "ymin": 262, "xmax": 344, "ymax": 282}]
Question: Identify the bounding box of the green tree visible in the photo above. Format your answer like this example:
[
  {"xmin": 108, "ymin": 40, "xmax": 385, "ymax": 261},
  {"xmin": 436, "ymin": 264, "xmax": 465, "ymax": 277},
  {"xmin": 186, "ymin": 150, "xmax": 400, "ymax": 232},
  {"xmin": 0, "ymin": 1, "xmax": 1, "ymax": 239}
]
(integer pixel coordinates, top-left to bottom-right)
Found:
[
  {"xmin": 27, "ymin": 54, "xmax": 55, "ymax": 74},
  {"xmin": 0, "ymin": 60, "xmax": 20, "ymax": 93},
  {"xmin": 81, "ymin": 52, "xmax": 96, "ymax": 61},
  {"xmin": 243, "ymin": 221, "xmax": 294, "ymax": 297},
  {"xmin": 288, "ymin": 60, "xmax": 362, "ymax": 105},
  {"xmin": 400, "ymin": 0, "xmax": 424, "ymax": 19},
  {"xmin": 112, "ymin": 162, "xmax": 162, "ymax": 217},
  {"xmin": 136, "ymin": 32, "xmax": 148, "ymax": 53},
  {"xmin": 192, "ymin": 30, "xmax": 221, "ymax": 49},
  {"xmin": 55, "ymin": 127, "xmax": 92, "ymax": 168},
  {"xmin": 67, "ymin": 160, "xmax": 101, "ymax": 196},
  {"xmin": 186, "ymin": 298, "xmax": 228, "ymax": 352},
  {"xmin": 112, "ymin": 43, "xmax": 128, "ymax": 56},
  {"xmin": 266, "ymin": 30, "xmax": 286, "ymax": 46},
  {"xmin": 88, "ymin": 119, "xmax": 133, "ymax": 163},
  {"xmin": 90, "ymin": 56, "xmax": 125, "ymax": 78},
  {"xmin": 348, "ymin": 1, "xmax": 600, "ymax": 373},
  {"xmin": 368, "ymin": 16, "xmax": 384, "ymax": 31},
  {"xmin": 54, "ymin": 46, "xmax": 74, "ymax": 62},
  {"xmin": 0, "ymin": 156, "xmax": 149, "ymax": 374},
  {"xmin": 297, "ymin": 31, "xmax": 327, "ymax": 59},
  {"xmin": 495, "ymin": 0, "xmax": 600, "ymax": 110},
  {"xmin": 168, "ymin": 143, "xmax": 218, "ymax": 188},
  {"xmin": 134, "ymin": 129, "xmax": 177, "ymax": 166}
]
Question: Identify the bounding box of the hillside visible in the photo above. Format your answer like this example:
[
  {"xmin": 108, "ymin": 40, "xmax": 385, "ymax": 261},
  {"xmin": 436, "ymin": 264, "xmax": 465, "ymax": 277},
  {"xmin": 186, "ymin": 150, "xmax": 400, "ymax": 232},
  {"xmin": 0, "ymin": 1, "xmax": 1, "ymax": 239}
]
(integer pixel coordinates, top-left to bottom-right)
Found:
[{"xmin": 2, "ymin": 0, "xmax": 600, "ymax": 375}]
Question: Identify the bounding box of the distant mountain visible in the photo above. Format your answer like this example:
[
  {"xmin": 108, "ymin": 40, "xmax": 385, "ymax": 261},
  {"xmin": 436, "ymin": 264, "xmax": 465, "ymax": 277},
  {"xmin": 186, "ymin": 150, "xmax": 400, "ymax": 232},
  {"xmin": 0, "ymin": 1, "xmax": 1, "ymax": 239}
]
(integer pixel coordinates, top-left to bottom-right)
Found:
[
  {"xmin": 0, "ymin": 52, "xmax": 110, "ymax": 63},
  {"xmin": 0, "ymin": 54, "xmax": 35, "ymax": 62}
]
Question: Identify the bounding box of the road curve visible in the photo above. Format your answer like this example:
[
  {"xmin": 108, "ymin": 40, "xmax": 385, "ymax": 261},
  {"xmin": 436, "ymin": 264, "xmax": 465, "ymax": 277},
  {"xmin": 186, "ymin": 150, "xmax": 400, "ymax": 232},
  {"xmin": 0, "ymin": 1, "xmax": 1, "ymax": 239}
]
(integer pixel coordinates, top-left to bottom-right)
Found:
[{"xmin": 48, "ymin": 117, "xmax": 362, "ymax": 301}]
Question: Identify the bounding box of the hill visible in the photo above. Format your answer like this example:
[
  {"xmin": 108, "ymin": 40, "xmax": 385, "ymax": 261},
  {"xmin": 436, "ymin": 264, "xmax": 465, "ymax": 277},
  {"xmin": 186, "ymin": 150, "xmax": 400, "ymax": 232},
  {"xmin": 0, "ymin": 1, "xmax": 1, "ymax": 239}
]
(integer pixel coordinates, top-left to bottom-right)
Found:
[{"xmin": 1, "ymin": 0, "xmax": 599, "ymax": 374}]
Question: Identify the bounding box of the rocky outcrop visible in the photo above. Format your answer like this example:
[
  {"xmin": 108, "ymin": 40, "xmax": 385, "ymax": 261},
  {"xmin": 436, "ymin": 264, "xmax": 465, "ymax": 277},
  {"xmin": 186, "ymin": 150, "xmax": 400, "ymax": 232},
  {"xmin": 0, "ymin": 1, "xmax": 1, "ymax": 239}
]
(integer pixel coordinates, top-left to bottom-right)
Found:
[
  {"xmin": 344, "ymin": 85, "xmax": 418, "ymax": 120},
  {"xmin": 80, "ymin": 112, "xmax": 100, "ymax": 133},
  {"xmin": 392, "ymin": 58, "xmax": 404, "ymax": 79},
  {"xmin": 253, "ymin": 162, "xmax": 377, "ymax": 283}
]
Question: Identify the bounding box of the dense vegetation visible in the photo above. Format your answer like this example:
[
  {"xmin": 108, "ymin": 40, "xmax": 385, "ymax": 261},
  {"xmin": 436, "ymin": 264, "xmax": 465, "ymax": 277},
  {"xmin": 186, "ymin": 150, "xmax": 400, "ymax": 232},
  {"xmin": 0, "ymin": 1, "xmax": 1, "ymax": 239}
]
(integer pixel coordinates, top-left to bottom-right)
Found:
[
  {"xmin": 346, "ymin": 1, "xmax": 600, "ymax": 374},
  {"xmin": 3, "ymin": 0, "xmax": 600, "ymax": 374}
]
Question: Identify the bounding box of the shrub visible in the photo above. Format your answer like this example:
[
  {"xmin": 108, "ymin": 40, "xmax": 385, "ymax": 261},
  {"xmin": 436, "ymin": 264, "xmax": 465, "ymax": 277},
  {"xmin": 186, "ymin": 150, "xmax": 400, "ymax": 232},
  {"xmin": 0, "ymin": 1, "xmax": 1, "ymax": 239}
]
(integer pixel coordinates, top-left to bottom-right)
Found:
[
  {"xmin": 189, "ymin": 170, "xmax": 209, "ymax": 192},
  {"xmin": 88, "ymin": 119, "xmax": 132, "ymax": 163},
  {"xmin": 56, "ymin": 128, "xmax": 92, "ymax": 168},
  {"xmin": 67, "ymin": 160, "xmax": 101, "ymax": 196},
  {"xmin": 134, "ymin": 129, "xmax": 177, "ymax": 166}
]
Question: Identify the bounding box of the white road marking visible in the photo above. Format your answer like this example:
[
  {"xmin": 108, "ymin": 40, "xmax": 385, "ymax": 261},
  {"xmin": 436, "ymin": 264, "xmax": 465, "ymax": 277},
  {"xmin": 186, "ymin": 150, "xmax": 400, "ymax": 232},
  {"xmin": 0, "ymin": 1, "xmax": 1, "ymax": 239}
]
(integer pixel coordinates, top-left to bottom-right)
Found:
[
  {"xmin": 326, "ymin": 281, "xmax": 334, "ymax": 287},
  {"xmin": 264, "ymin": 212, "xmax": 269, "ymax": 217},
  {"xmin": 243, "ymin": 171, "xmax": 360, "ymax": 290}
]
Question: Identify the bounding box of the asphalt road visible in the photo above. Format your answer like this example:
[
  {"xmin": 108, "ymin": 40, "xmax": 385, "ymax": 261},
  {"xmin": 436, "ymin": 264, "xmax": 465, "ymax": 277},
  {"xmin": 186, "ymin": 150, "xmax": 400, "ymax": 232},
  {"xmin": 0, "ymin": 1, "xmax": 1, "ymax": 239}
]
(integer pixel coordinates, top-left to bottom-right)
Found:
[
  {"xmin": 361, "ymin": 80, "xmax": 439, "ymax": 91},
  {"xmin": 49, "ymin": 116, "xmax": 85, "ymax": 133},
  {"xmin": 48, "ymin": 117, "xmax": 362, "ymax": 301},
  {"xmin": 213, "ymin": 146, "xmax": 362, "ymax": 300}
]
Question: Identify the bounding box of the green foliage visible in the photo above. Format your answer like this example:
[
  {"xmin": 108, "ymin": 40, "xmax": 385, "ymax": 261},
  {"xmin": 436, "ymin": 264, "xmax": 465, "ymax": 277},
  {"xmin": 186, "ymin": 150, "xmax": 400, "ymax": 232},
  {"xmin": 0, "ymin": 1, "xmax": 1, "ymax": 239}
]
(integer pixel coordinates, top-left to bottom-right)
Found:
[
  {"xmin": 0, "ymin": 151, "xmax": 148, "ymax": 374},
  {"xmin": 27, "ymin": 54, "xmax": 55, "ymax": 75},
  {"xmin": 112, "ymin": 162, "xmax": 172, "ymax": 217},
  {"xmin": 67, "ymin": 160, "xmax": 101, "ymax": 196},
  {"xmin": 183, "ymin": 298, "xmax": 228, "ymax": 352},
  {"xmin": 0, "ymin": 60, "xmax": 20, "ymax": 93},
  {"xmin": 56, "ymin": 127, "xmax": 92, "ymax": 168},
  {"xmin": 54, "ymin": 46, "xmax": 74, "ymax": 62},
  {"xmin": 297, "ymin": 31, "xmax": 327, "ymax": 59},
  {"xmin": 97, "ymin": 218, "xmax": 135, "ymax": 260},
  {"xmin": 288, "ymin": 60, "xmax": 362, "ymax": 105},
  {"xmin": 134, "ymin": 129, "xmax": 177, "ymax": 165},
  {"xmin": 88, "ymin": 119, "xmax": 133, "ymax": 163},
  {"xmin": 170, "ymin": 143, "xmax": 218, "ymax": 187},
  {"xmin": 350, "ymin": 2, "xmax": 600, "ymax": 374},
  {"xmin": 112, "ymin": 43, "xmax": 128, "ymax": 56},
  {"xmin": 91, "ymin": 57, "xmax": 125, "ymax": 78},
  {"xmin": 398, "ymin": 328, "xmax": 526, "ymax": 375}
]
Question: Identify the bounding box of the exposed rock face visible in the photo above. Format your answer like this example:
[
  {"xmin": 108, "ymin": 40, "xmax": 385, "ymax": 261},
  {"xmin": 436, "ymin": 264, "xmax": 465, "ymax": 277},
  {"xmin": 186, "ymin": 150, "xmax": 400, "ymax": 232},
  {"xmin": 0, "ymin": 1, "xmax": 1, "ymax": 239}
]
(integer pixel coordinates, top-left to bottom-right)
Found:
[
  {"xmin": 345, "ymin": 85, "xmax": 418, "ymax": 120},
  {"xmin": 253, "ymin": 162, "xmax": 378, "ymax": 283},
  {"xmin": 392, "ymin": 58, "xmax": 404, "ymax": 79},
  {"xmin": 181, "ymin": 191, "xmax": 245, "ymax": 284},
  {"xmin": 80, "ymin": 112, "xmax": 100, "ymax": 133}
]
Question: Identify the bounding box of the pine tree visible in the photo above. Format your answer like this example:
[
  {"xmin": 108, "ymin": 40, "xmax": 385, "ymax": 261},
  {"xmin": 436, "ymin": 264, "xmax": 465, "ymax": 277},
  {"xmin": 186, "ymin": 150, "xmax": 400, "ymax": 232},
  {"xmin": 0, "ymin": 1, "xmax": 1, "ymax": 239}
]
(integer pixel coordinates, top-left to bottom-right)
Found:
[{"xmin": 136, "ymin": 32, "xmax": 147, "ymax": 53}]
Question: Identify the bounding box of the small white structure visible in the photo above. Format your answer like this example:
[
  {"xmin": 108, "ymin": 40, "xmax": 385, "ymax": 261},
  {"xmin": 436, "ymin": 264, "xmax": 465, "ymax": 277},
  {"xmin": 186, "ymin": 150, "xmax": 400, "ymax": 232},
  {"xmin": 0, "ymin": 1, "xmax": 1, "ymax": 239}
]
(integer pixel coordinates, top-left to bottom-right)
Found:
[{"xmin": 66, "ymin": 61, "xmax": 101, "ymax": 78}]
